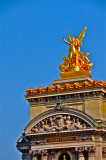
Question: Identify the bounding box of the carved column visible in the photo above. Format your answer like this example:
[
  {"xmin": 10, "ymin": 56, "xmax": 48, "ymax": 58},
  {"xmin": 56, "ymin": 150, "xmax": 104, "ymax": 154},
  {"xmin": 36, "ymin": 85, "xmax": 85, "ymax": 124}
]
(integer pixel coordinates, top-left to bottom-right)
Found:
[
  {"xmin": 95, "ymin": 145, "xmax": 102, "ymax": 160},
  {"xmin": 41, "ymin": 150, "xmax": 48, "ymax": 160},
  {"xmin": 51, "ymin": 151, "xmax": 55, "ymax": 160},
  {"xmin": 95, "ymin": 136, "xmax": 102, "ymax": 160},
  {"xmin": 88, "ymin": 146, "xmax": 96, "ymax": 160},
  {"xmin": 41, "ymin": 155, "xmax": 48, "ymax": 160},
  {"xmin": 78, "ymin": 152, "xmax": 85, "ymax": 160},
  {"xmin": 75, "ymin": 147, "xmax": 85, "ymax": 160},
  {"xmin": 29, "ymin": 150, "xmax": 38, "ymax": 160},
  {"xmin": 88, "ymin": 152, "xmax": 95, "ymax": 160}
]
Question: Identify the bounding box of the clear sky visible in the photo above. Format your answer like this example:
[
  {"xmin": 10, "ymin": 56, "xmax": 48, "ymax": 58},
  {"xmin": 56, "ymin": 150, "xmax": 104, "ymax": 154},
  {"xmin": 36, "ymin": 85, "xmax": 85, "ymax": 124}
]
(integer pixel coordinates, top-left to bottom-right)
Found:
[{"xmin": 0, "ymin": 0, "xmax": 106, "ymax": 159}]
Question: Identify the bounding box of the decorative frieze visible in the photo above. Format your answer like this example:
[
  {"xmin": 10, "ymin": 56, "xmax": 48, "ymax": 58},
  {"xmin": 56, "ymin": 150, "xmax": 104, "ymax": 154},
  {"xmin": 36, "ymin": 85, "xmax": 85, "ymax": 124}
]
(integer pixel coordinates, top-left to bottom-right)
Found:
[
  {"xmin": 30, "ymin": 134, "xmax": 94, "ymax": 145},
  {"xmin": 29, "ymin": 114, "xmax": 91, "ymax": 134},
  {"xmin": 31, "ymin": 139, "xmax": 46, "ymax": 145}
]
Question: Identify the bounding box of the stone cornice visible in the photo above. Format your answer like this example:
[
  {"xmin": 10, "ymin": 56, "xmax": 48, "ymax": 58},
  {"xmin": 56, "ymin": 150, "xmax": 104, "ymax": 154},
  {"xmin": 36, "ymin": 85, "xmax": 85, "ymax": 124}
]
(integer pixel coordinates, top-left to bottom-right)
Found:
[{"xmin": 25, "ymin": 129, "xmax": 106, "ymax": 139}]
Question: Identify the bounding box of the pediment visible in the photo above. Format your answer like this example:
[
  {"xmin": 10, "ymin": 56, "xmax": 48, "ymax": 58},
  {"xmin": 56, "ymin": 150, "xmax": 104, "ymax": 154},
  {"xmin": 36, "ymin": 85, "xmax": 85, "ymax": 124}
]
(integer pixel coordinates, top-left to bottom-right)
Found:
[
  {"xmin": 25, "ymin": 108, "xmax": 96, "ymax": 134},
  {"xmin": 29, "ymin": 114, "xmax": 92, "ymax": 134}
]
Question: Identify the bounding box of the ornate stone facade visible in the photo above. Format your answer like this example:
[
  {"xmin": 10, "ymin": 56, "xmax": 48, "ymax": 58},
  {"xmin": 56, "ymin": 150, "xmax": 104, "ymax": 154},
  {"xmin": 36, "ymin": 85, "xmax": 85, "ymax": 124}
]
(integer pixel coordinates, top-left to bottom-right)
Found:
[
  {"xmin": 17, "ymin": 98, "xmax": 106, "ymax": 160},
  {"xmin": 29, "ymin": 113, "xmax": 91, "ymax": 134},
  {"xmin": 17, "ymin": 28, "xmax": 106, "ymax": 160}
]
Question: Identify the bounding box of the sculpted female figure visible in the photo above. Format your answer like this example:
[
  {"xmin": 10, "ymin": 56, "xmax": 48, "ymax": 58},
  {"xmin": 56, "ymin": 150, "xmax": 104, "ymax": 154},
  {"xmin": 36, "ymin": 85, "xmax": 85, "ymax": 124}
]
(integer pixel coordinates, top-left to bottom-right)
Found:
[
  {"xmin": 59, "ymin": 27, "xmax": 93, "ymax": 76},
  {"xmin": 63, "ymin": 27, "xmax": 87, "ymax": 66}
]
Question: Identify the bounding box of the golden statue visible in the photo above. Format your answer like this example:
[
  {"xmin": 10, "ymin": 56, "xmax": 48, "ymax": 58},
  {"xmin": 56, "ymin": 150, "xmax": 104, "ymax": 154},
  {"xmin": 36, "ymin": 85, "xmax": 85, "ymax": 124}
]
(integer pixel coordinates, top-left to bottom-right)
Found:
[
  {"xmin": 59, "ymin": 27, "xmax": 93, "ymax": 79},
  {"xmin": 63, "ymin": 155, "xmax": 66, "ymax": 160},
  {"xmin": 81, "ymin": 52, "xmax": 93, "ymax": 73},
  {"xmin": 59, "ymin": 56, "xmax": 70, "ymax": 72}
]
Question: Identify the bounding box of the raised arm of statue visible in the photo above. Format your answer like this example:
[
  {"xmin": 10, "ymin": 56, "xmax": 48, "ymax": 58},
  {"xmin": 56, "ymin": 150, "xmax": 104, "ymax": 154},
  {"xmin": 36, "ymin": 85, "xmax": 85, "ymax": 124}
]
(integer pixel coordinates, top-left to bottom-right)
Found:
[{"xmin": 63, "ymin": 37, "xmax": 71, "ymax": 45}]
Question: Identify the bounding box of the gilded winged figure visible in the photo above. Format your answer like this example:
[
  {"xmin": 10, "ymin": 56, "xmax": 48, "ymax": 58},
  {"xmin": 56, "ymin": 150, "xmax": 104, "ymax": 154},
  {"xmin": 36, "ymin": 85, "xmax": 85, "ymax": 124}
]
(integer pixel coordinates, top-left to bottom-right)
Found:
[{"xmin": 59, "ymin": 27, "xmax": 93, "ymax": 73}]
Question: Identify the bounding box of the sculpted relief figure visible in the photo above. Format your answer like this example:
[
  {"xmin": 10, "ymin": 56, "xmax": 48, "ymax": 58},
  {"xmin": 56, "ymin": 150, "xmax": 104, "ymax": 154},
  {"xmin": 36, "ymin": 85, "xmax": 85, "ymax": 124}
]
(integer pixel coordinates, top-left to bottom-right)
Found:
[
  {"xmin": 70, "ymin": 118, "xmax": 76, "ymax": 130},
  {"xmin": 50, "ymin": 116, "xmax": 58, "ymax": 132},
  {"xmin": 59, "ymin": 27, "xmax": 93, "ymax": 73},
  {"xmin": 74, "ymin": 118, "xmax": 83, "ymax": 129},
  {"xmin": 30, "ymin": 114, "xmax": 91, "ymax": 134},
  {"xmin": 65, "ymin": 115, "xmax": 72, "ymax": 129},
  {"xmin": 56, "ymin": 115, "xmax": 65, "ymax": 131}
]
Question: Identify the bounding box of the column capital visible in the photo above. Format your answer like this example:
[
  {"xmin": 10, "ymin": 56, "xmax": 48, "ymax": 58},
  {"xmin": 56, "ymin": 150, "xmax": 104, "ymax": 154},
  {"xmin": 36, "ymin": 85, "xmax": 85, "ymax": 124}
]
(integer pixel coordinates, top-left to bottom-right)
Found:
[
  {"xmin": 29, "ymin": 150, "xmax": 39, "ymax": 155},
  {"xmin": 41, "ymin": 149, "xmax": 48, "ymax": 160},
  {"xmin": 75, "ymin": 146, "xmax": 85, "ymax": 152},
  {"xmin": 85, "ymin": 146, "xmax": 96, "ymax": 153},
  {"xmin": 29, "ymin": 149, "xmax": 48, "ymax": 160},
  {"xmin": 75, "ymin": 146, "xmax": 96, "ymax": 160},
  {"xmin": 75, "ymin": 147, "xmax": 84, "ymax": 159},
  {"xmin": 75, "ymin": 146, "xmax": 96, "ymax": 153}
]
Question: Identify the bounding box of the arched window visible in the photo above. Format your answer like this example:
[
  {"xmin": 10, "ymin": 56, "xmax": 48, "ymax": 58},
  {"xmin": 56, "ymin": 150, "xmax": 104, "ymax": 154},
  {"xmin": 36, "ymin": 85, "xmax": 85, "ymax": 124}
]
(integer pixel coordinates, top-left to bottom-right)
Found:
[{"xmin": 58, "ymin": 153, "xmax": 71, "ymax": 160}]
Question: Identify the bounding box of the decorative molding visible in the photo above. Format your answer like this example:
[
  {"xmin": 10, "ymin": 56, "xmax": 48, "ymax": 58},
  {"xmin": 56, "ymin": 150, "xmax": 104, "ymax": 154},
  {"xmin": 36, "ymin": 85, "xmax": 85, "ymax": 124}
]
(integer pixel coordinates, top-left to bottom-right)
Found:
[
  {"xmin": 77, "ymin": 135, "xmax": 94, "ymax": 141},
  {"xmin": 26, "ymin": 80, "xmax": 106, "ymax": 96},
  {"xmin": 31, "ymin": 139, "xmax": 46, "ymax": 145}
]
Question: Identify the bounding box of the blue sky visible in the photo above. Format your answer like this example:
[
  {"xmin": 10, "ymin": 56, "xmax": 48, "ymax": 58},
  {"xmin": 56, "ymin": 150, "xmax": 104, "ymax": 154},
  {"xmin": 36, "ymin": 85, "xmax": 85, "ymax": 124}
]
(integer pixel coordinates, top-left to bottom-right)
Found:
[{"xmin": 0, "ymin": 0, "xmax": 106, "ymax": 160}]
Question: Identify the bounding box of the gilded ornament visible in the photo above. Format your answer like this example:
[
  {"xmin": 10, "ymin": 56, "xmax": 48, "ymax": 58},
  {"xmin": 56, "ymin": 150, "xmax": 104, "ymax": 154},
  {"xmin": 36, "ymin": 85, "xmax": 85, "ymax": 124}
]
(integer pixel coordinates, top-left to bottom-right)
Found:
[
  {"xmin": 26, "ymin": 81, "xmax": 106, "ymax": 96},
  {"xmin": 59, "ymin": 27, "xmax": 93, "ymax": 79}
]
